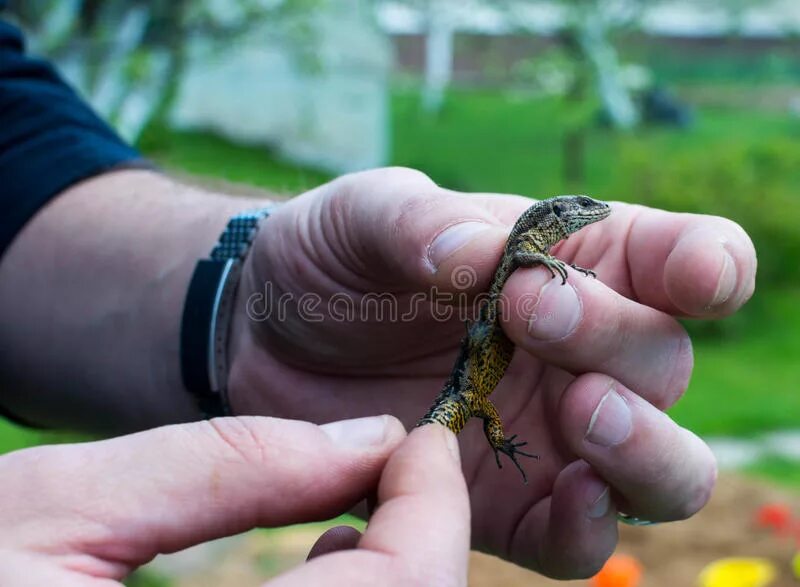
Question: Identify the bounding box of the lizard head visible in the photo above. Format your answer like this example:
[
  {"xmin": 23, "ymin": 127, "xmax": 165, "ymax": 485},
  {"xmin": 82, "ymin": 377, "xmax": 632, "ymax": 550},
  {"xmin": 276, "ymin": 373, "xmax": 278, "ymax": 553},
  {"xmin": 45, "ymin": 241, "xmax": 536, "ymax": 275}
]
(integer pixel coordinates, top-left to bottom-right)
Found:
[{"xmin": 549, "ymin": 195, "xmax": 611, "ymax": 235}]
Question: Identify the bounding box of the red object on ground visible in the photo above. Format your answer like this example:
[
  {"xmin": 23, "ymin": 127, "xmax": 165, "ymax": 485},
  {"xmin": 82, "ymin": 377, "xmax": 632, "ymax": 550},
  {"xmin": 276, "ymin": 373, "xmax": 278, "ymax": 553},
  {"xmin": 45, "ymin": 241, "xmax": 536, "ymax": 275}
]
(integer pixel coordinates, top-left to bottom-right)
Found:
[
  {"xmin": 755, "ymin": 503, "xmax": 793, "ymax": 535},
  {"xmin": 590, "ymin": 554, "xmax": 643, "ymax": 587}
]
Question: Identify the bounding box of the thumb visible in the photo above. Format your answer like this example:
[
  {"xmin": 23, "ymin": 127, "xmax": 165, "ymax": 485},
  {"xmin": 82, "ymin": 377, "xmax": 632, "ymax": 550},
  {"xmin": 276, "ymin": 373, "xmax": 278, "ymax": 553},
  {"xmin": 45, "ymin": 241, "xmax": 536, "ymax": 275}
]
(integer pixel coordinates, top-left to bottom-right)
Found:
[
  {"xmin": 1, "ymin": 415, "xmax": 405, "ymax": 570},
  {"xmin": 324, "ymin": 167, "xmax": 512, "ymax": 294}
]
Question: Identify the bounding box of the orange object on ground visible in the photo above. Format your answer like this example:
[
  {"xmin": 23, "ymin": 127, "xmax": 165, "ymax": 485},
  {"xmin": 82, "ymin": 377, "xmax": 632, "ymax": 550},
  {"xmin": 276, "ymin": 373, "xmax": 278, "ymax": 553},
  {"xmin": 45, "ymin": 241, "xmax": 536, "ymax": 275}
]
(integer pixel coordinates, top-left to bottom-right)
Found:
[
  {"xmin": 755, "ymin": 503, "xmax": 793, "ymax": 535},
  {"xmin": 590, "ymin": 554, "xmax": 643, "ymax": 587}
]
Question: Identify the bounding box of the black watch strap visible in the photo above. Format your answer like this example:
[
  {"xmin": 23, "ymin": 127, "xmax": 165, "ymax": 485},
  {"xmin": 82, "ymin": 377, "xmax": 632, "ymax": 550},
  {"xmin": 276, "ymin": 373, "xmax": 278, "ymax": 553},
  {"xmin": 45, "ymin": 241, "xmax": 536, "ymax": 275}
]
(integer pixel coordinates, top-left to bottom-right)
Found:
[{"xmin": 180, "ymin": 206, "xmax": 276, "ymax": 418}]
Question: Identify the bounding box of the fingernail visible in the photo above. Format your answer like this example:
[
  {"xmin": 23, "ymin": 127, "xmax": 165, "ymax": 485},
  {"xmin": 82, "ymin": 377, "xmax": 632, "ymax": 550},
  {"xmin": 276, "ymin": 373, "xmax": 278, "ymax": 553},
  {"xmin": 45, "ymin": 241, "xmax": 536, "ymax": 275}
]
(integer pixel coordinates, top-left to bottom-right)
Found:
[
  {"xmin": 527, "ymin": 279, "xmax": 582, "ymax": 340},
  {"xmin": 321, "ymin": 416, "xmax": 389, "ymax": 448},
  {"xmin": 428, "ymin": 222, "xmax": 492, "ymax": 269},
  {"xmin": 710, "ymin": 250, "xmax": 737, "ymax": 308},
  {"xmin": 587, "ymin": 480, "xmax": 611, "ymax": 519},
  {"xmin": 585, "ymin": 390, "xmax": 632, "ymax": 447}
]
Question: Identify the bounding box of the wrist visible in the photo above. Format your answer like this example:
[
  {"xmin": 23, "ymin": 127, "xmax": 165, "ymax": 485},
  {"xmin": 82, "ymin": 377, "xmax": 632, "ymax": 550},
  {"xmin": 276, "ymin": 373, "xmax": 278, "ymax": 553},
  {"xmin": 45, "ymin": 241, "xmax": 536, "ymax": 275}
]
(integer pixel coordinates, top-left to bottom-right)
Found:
[
  {"xmin": 0, "ymin": 169, "xmax": 269, "ymax": 431},
  {"xmin": 180, "ymin": 204, "xmax": 280, "ymax": 418}
]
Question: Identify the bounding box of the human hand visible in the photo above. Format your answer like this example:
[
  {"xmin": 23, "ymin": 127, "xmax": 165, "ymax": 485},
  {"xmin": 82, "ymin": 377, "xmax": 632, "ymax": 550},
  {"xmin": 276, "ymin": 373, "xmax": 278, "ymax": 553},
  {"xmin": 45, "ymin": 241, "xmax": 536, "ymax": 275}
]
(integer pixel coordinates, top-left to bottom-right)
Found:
[
  {"xmin": 0, "ymin": 416, "xmax": 470, "ymax": 586},
  {"xmin": 228, "ymin": 167, "xmax": 757, "ymax": 578}
]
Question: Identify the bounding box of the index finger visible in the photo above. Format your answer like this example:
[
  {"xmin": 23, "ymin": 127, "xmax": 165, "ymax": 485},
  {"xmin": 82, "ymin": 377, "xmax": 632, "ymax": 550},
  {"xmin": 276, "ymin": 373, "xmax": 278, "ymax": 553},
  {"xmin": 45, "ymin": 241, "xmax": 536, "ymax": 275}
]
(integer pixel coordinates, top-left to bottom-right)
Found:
[{"xmin": 557, "ymin": 202, "xmax": 757, "ymax": 318}]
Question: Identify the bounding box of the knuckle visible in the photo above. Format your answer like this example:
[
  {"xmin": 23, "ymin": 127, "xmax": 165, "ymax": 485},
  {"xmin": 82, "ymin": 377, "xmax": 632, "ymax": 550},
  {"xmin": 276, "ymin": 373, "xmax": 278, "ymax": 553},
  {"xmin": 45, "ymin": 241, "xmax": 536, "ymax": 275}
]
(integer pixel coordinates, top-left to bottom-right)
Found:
[
  {"xmin": 205, "ymin": 417, "xmax": 273, "ymax": 467},
  {"xmin": 379, "ymin": 166, "xmax": 437, "ymax": 188},
  {"xmin": 335, "ymin": 167, "xmax": 436, "ymax": 194},
  {"xmin": 393, "ymin": 194, "xmax": 445, "ymax": 245}
]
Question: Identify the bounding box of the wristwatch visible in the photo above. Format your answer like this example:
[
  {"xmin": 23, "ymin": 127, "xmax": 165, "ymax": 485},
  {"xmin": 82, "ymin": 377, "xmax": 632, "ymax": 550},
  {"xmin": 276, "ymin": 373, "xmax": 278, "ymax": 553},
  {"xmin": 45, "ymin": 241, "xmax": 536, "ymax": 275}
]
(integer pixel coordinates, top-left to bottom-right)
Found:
[{"xmin": 180, "ymin": 205, "xmax": 278, "ymax": 418}]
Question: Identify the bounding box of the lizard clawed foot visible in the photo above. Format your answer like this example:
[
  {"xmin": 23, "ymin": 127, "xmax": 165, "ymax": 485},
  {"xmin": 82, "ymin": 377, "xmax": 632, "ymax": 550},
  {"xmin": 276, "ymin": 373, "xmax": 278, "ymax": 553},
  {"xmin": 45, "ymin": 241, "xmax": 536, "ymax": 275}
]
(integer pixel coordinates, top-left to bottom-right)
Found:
[
  {"xmin": 541, "ymin": 259, "xmax": 568, "ymax": 285},
  {"xmin": 493, "ymin": 434, "xmax": 539, "ymax": 484},
  {"xmin": 569, "ymin": 263, "xmax": 596, "ymax": 278},
  {"xmin": 512, "ymin": 251, "xmax": 569, "ymax": 285}
]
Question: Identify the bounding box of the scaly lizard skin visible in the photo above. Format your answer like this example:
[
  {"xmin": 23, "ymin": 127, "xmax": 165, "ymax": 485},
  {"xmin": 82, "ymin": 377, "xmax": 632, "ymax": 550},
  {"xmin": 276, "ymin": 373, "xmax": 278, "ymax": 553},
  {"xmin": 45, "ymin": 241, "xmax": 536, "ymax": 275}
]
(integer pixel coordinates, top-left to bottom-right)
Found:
[{"xmin": 418, "ymin": 195, "xmax": 611, "ymax": 483}]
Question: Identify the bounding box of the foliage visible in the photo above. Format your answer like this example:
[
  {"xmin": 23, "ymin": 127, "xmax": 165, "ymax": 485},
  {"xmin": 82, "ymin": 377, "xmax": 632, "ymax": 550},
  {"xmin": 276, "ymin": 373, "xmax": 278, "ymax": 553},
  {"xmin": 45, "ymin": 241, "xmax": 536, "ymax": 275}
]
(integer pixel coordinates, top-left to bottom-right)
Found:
[
  {"xmin": 0, "ymin": 420, "xmax": 46, "ymax": 454},
  {"xmin": 393, "ymin": 88, "xmax": 800, "ymax": 285},
  {"xmin": 669, "ymin": 287, "xmax": 800, "ymax": 437},
  {"xmin": 613, "ymin": 135, "xmax": 800, "ymax": 285},
  {"xmin": 745, "ymin": 456, "xmax": 800, "ymax": 489},
  {"xmin": 137, "ymin": 125, "xmax": 331, "ymax": 193},
  {"xmin": 123, "ymin": 570, "xmax": 172, "ymax": 587},
  {"xmin": 3, "ymin": 0, "xmax": 323, "ymax": 140}
]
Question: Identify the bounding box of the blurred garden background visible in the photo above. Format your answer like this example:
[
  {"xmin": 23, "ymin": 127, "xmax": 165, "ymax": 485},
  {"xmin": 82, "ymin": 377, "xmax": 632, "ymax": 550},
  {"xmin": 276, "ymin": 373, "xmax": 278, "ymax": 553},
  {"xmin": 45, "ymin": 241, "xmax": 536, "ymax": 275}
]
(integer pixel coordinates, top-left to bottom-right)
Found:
[{"xmin": 2, "ymin": 0, "xmax": 800, "ymax": 585}]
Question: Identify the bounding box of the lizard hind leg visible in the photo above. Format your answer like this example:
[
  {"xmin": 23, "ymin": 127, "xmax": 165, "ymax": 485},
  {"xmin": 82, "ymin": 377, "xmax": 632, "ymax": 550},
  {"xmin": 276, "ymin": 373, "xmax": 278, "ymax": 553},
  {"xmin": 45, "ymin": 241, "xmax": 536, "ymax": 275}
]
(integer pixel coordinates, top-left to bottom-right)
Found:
[{"xmin": 476, "ymin": 398, "xmax": 539, "ymax": 484}]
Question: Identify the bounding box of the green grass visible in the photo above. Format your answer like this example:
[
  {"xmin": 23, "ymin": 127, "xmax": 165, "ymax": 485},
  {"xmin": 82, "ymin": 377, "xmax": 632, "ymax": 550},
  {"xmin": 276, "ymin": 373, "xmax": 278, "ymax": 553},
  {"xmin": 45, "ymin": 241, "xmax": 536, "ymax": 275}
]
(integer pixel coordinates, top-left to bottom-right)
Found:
[
  {"xmin": 671, "ymin": 289, "xmax": 800, "ymax": 437},
  {"xmin": 0, "ymin": 420, "xmax": 89, "ymax": 456},
  {"xmin": 744, "ymin": 457, "xmax": 800, "ymax": 490},
  {"xmin": 137, "ymin": 125, "xmax": 331, "ymax": 194},
  {"xmin": 391, "ymin": 88, "xmax": 800, "ymax": 198},
  {"xmin": 0, "ymin": 420, "xmax": 45, "ymax": 454}
]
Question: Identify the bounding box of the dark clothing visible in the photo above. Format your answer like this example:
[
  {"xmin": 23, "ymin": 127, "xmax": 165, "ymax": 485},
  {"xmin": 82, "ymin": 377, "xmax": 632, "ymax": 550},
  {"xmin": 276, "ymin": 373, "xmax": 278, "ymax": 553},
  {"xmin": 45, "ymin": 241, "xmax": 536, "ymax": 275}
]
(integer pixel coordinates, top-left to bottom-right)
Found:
[
  {"xmin": 0, "ymin": 6, "xmax": 141, "ymax": 259},
  {"xmin": 0, "ymin": 5, "xmax": 141, "ymax": 425}
]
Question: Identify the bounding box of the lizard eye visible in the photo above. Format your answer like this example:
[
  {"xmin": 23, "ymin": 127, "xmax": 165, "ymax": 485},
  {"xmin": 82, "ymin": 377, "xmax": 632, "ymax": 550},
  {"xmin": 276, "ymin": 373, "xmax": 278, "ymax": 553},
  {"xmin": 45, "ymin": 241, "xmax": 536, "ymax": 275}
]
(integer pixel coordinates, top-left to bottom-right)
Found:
[{"xmin": 578, "ymin": 196, "xmax": 594, "ymax": 207}]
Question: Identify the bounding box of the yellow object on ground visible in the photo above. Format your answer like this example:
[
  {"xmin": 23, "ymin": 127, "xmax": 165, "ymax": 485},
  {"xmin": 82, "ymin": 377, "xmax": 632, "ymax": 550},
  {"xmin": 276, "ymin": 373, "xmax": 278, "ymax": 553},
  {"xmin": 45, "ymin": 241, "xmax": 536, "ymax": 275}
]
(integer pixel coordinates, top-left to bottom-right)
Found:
[
  {"xmin": 792, "ymin": 552, "xmax": 800, "ymax": 579},
  {"xmin": 697, "ymin": 558, "xmax": 776, "ymax": 587},
  {"xmin": 590, "ymin": 554, "xmax": 643, "ymax": 587}
]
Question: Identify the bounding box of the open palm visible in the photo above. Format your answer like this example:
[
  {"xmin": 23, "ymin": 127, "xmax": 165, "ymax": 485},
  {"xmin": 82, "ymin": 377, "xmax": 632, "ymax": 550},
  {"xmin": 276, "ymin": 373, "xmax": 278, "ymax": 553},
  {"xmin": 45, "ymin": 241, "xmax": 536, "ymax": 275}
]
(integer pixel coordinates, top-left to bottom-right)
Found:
[{"xmin": 228, "ymin": 167, "xmax": 756, "ymax": 579}]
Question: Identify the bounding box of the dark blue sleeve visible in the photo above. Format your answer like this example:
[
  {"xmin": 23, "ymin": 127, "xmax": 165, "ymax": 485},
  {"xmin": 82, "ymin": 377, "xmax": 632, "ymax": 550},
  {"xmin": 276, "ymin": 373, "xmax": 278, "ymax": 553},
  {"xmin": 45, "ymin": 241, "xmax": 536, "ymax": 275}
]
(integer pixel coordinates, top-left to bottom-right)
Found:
[
  {"xmin": 0, "ymin": 13, "xmax": 143, "ymax": 259},
  {"xmin": 0, "ymin": 8, "xmax": 144, "ymax": 426}
]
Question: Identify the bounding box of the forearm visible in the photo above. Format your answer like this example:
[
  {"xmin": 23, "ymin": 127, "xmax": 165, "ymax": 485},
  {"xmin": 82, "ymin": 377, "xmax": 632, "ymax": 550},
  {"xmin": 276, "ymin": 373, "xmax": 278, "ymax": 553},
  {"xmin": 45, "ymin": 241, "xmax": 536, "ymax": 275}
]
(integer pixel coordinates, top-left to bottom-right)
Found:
[{"xmin": 0, "ymin": 169, "xmax": 270, "ymax": 433}]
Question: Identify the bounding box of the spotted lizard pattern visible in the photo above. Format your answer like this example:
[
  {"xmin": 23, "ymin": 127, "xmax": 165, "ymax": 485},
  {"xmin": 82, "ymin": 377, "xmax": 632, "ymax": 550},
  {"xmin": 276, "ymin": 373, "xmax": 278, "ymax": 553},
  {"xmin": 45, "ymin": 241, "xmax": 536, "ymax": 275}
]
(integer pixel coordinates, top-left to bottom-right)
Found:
[{"xmin": 417, "ymin": 195, "xmax": 612, "ymax": 483}]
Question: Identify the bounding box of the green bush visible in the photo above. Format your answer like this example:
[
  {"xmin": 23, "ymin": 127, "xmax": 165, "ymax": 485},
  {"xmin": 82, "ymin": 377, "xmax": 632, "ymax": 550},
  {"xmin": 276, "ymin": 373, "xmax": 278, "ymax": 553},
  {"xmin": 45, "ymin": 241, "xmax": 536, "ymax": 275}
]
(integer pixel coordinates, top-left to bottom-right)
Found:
[{"xmin": 613, "ymin": 136, "xmax": 800, "ymax": 285}]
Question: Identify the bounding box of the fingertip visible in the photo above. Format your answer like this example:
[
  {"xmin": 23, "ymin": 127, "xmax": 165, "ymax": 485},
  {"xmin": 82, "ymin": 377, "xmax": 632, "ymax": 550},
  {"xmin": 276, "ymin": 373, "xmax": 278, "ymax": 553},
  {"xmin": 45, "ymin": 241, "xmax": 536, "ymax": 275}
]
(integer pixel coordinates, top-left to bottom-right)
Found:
[
  {"xmin": 557, "ymin": 374, "xmax": 619, "ymax": 445},
  {"xmin": 319, "ymin": 415, "xmax": 406, "ymax": 452},
  {"xmin": 384, "ymin": 414, "xmax": 411, "ymax": 445},
  {"xmin": 426, "ymin": 225, "xmax": 509, "ymax": 293},
  {"xmin": 403, "ymin": 424, "xmax": 463, "ymax": 474},
  {"xmin": 540, "ymin": 460, "xmax": 618, "ymax": 579},
  {"xmin": 558, "ymin": 375, "xmax": 718, "ymax": 523},
  {"xmin": 376, "ymin": 423, "xmax": 468, "ymax": 517},
  {"xmin": 664, "ymin": 225, "xmax": 756, "ymax": 317},
  {"xmin": 427, "ymin": 222, "xmax": 499, "ymax": 271},
  {"xmin": 307, "ymin": 525, "xmax": 362, "ymax": 561}
]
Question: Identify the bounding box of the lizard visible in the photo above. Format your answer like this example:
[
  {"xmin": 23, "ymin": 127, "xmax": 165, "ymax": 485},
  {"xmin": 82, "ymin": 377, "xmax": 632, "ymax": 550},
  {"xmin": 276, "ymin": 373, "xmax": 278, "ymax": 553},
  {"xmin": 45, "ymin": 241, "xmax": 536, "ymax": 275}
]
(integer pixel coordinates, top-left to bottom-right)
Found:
[{"xmin": 417, "ymin": 195, "xmax": 612, "ymax": 483}]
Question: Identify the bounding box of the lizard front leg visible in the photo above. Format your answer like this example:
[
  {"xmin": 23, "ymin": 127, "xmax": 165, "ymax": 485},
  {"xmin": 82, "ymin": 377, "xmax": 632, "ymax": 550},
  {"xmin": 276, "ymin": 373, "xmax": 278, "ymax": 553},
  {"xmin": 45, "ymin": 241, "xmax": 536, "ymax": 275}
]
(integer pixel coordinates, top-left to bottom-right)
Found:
[
  {"xmin": 512, "ymin": 249, "xmax": 569, "ymax": 284},
  {"xmin": 570, "ymin": 263, "xmax": 596, "ymax": 278}
]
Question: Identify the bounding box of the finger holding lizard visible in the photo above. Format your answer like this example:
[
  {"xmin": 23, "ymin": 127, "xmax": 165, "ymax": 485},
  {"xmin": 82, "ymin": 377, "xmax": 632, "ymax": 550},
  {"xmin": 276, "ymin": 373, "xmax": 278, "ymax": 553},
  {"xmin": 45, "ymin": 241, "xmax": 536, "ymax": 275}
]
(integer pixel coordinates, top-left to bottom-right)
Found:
[
  {"xmin": 501, "ymin": 264, "xmax": 693, "ymax": 410},
  {"xmin": 552, "ymin": 373, "xmax": 716, "ymax": 524},
  {"xmin": 466, "ymin": 193, "xmax": 757, "ymax": 319}
]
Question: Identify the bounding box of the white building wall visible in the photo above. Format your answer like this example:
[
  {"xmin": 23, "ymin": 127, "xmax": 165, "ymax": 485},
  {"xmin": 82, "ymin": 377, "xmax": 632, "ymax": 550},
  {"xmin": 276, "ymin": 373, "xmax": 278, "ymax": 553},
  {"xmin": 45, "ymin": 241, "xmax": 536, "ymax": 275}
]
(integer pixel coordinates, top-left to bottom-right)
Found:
[{"xmin": 172, "ymin": 0, "xmax": 391, "ymax": 173}]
